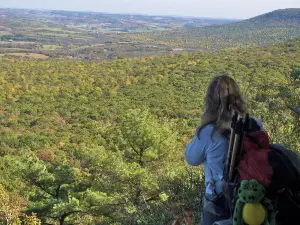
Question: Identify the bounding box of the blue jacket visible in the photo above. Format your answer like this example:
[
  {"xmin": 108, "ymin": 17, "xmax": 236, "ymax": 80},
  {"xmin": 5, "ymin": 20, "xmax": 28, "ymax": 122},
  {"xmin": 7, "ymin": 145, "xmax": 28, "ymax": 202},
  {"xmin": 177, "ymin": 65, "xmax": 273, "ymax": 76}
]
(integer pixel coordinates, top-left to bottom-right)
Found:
[{"xmin": 185, "ymin": 124, "xmax": 228, "ymax": 195}]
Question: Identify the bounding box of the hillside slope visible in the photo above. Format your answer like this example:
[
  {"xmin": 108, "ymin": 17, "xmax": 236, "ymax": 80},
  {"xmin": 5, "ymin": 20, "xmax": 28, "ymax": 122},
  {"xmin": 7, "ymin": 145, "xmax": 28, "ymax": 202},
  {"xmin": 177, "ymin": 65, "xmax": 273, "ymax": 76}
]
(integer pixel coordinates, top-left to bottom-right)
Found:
[
  {"xmin": 0, "ymin": 38, "xmax": 300, "ymax": 224},
  {"xmin": 250, "ymin": 8, "xmax": 300, "ymax": 23},
  {"xmin": 123, "ymin": 8, "xmax": 300, "ymax": 51}
]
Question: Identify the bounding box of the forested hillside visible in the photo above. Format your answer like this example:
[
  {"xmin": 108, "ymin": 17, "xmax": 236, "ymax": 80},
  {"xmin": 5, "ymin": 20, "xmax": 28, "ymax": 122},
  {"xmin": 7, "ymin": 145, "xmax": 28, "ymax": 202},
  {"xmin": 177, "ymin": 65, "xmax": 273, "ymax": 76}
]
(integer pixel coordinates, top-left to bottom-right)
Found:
[
  {"xmin": 123, "ymin": 8, "xmax": 300, "ymax": 51},
  {"xmin": 0, "ymin": 38, "xmax": 300, "ymax": 224}
]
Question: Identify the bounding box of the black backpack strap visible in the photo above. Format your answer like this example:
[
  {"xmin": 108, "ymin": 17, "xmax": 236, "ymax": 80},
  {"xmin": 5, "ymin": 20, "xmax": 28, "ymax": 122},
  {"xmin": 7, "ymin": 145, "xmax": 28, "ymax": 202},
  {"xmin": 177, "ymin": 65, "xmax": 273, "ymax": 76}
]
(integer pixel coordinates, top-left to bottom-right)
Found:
[{"xmin": 209, "ymin": 168, "xmax": 218, "ymax": 196}]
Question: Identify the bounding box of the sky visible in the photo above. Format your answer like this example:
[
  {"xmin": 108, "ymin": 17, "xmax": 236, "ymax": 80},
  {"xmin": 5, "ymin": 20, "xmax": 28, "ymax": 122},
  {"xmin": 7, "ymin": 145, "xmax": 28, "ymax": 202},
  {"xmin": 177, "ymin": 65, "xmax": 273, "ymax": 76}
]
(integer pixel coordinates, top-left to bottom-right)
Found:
[{"xmin": 1, "ymin": 0, "xmax": 300, "ymax": 19}]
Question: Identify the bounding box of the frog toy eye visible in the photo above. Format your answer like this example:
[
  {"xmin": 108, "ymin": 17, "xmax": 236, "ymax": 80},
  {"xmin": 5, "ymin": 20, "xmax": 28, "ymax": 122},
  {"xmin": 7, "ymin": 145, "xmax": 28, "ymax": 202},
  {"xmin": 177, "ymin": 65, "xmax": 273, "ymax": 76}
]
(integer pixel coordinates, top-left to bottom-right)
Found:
[
  {"xmin": 249, "ymin": 179, "xmax": 258, "ymax": 186},
  {"xmin": 241, "ymin": 180, "xmax": 249, "ymax": 189}
]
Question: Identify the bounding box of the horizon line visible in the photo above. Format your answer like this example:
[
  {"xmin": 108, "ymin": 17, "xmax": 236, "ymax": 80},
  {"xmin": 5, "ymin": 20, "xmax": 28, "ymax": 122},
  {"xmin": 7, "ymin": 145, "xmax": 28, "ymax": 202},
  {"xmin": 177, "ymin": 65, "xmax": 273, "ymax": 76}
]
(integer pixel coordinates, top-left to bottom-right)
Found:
[
  {"xmin": 1, "ymin": 6, "xmax": 298, "ymax": 21},
  {"xmin": 0, "ymin": 6, "xmax": 253, "ymax": 21}
]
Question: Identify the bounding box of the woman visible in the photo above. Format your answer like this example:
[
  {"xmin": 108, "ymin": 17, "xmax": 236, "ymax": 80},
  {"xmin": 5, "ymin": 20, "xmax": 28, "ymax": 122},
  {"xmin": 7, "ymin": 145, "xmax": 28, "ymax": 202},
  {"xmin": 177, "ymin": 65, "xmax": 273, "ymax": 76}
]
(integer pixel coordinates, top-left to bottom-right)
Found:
[{"xmin": 185, "ymin": 75, "xmax": 247, "ymax": 225}]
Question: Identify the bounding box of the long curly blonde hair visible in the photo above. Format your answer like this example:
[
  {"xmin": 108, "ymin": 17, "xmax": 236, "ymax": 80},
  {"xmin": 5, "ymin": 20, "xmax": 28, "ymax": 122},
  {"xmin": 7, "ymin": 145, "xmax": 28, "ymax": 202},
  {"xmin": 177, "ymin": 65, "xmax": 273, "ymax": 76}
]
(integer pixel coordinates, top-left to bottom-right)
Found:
[{"xmin": 197, "ymin": 75, "xmax": 247, "ymax": 140}]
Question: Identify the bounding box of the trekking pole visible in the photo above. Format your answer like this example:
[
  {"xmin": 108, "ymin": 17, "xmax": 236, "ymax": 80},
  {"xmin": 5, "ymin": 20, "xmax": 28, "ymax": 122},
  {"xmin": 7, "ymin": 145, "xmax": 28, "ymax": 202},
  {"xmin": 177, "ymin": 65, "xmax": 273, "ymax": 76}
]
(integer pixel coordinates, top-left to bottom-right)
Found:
[
  {"xmin": 229, "ymin": 117, "xmax": 244, "ymax": 182},
  {"xmin": 240, "ymin": 113, "xmax": 250, "ymax": 156},
  {"xmin": 225, "ymin": 112, "xmax": 238, "ymax": 181}
]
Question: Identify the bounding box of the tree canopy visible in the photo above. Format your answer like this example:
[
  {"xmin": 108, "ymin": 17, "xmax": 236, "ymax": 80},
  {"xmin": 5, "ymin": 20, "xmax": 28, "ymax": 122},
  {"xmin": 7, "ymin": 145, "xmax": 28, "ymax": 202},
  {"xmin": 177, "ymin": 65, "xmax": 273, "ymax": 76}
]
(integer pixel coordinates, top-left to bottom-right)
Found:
[{"xmin": 0, "ymin": 38, "xmax": 299, "ymax": 224}]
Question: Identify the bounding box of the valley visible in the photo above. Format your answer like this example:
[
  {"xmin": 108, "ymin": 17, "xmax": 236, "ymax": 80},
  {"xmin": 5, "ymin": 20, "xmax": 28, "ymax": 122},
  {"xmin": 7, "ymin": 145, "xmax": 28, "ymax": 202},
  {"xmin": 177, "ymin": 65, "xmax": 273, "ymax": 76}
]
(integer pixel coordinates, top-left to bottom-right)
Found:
[
  {"xmin": 2, "ymin": 8, "xmax": 300, "ymax": 61},
  {"xmin": 0, "ymin": 8, "xmax": 235, "ymax": 60}
]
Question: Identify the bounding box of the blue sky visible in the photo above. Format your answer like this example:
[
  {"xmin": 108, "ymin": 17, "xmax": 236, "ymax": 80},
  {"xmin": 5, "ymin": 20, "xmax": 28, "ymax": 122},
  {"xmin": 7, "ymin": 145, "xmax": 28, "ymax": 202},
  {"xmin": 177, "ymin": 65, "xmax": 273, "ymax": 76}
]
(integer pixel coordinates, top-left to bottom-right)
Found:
[{"xmin": 1, "ymin": 0, "xmax": 300, "ymax": 19}]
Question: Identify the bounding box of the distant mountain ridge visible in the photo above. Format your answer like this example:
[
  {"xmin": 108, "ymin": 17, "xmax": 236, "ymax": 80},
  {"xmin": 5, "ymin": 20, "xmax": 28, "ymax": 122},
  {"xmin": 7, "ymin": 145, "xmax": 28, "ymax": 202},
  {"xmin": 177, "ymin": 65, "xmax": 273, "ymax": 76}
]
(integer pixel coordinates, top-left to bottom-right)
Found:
[
  {"xmin": 249, "ymin": 8, "xmax": 300, "ymax": 22},
  {"xmin": 123, "ymin": 8, "xmax": 300, "ymax": 51}
]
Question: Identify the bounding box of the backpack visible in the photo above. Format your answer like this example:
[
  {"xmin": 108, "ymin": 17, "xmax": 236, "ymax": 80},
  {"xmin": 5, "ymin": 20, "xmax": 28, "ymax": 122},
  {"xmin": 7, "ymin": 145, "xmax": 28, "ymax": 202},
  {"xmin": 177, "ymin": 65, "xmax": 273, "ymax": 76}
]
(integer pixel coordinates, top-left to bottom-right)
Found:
[
  {"xmin": 268, "ymin": 144, "xmax": 300, "ymax": 224},
  {"xmin": 222, "ymin": 112, "xmax": 300, "ymax": 225}
]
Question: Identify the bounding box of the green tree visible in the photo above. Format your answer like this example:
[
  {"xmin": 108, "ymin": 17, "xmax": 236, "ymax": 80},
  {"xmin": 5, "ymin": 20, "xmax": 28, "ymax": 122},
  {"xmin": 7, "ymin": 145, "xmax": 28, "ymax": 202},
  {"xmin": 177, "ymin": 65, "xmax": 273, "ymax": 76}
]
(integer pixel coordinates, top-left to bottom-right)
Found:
[
  {"xmin": 15, "ymin": 152, "xmax": 119, "ymax": 225},
  {"xmin": 103, "ymin": 108, "xmax": 180, "ymax": 223}
]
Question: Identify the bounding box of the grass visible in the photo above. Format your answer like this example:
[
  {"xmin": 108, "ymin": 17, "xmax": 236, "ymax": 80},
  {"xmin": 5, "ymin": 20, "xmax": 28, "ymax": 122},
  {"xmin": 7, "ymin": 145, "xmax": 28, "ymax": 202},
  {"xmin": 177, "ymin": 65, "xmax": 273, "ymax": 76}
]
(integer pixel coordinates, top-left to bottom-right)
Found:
[
  {"xmin": 73, "ymin": 36, "xmax": 95, "ymax": 40},
  {"xmin": 70, "ymin": 43, "xmax": 107, "ymax": 51},
  {"xmin": 42, "ymin": 45, "xmax": 58, "ymax": 50},
  {"xmin": 0, "ymin": 53, "xmax": 49, "ymax": 59},
  {"xmin": 32, "ymin": 27, "xmax": 63, "ymax": 32},
  {"xmin": 0, "ymin": 31, "xmax": 12, "ymax": 35},
  {"xmin": 32, "ymin": 27, "xmax": 82, "ymax": 34},
  {"xmin": 97, "ymin": 28, "xmax": 128, "ymax": 33},
  {"xmin": 0, "ymin": 47, "xmax": 31, "ymax": 51},
  {"xmin": 38, "ymin": 32, "xmax": 69, "ymax": 37}
]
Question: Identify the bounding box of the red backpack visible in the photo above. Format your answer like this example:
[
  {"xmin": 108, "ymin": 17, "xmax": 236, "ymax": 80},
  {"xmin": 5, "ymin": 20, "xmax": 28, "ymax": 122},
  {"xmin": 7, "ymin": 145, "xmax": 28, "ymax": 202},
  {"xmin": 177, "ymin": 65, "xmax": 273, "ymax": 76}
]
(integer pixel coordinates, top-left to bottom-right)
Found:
[
  {"xmin": 222, "ymin": 113, "xmax": 300, "ymax": 225},
  {"xmin": 237, "ymin": 130, "xmax": 273, "ymax": 187}
]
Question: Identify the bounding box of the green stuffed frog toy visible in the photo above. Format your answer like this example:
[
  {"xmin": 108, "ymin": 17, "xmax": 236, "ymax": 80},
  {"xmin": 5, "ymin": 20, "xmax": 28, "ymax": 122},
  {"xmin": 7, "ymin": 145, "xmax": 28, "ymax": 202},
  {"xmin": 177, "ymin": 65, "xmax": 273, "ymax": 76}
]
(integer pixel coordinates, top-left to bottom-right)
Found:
[{"xmin": 233, "ymin": 179, "xmax": 276, "ymax": 225}]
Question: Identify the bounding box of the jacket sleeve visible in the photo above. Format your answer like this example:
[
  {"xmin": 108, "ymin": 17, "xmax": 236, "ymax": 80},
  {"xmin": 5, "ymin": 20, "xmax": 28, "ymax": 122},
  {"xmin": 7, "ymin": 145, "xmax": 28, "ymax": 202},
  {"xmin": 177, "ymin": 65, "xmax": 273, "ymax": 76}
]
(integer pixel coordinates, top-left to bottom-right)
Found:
[{"xmin": 185, "ymin": 133, "xmax": 208, "ymax": 166}]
